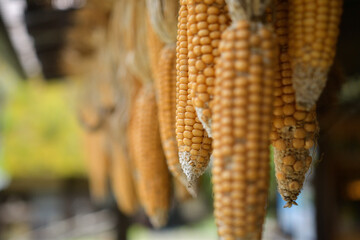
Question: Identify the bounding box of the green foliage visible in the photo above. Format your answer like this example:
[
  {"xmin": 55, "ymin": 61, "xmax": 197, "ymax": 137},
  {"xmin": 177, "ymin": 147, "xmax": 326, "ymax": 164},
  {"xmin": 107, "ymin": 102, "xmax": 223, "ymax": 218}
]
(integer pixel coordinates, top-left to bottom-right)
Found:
[{"xmin": 1, "ymin": 81, "xmax": 86, "ymax": 178}]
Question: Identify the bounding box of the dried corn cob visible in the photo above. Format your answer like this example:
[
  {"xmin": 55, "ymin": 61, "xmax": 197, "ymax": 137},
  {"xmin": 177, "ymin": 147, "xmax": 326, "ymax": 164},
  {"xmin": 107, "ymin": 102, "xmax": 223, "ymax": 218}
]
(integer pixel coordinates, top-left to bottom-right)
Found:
[
  {"xmin": 130, "ymin": 85, "xmax": 171, "ymax": 228},
  {"xmin": 84, "ymin": 130, "xmax": 109, "ymax": 203},
  {"xmin": 156, "ymin": 44, "xmax": 196, "ymax": 195},
  {"xmin": 176, "ymin": 0, "xmax": 212, "ymax": 185},
  {"xmin": 288, "ymin": 0, "xmax": 343, "ymax": 109},
  {"xmin": 187, "ymin": 0, "xmax": 231, "ymax": 136},
  {"xmin": 212, "ymin": 11, "xmax": 276, "ymax": 239},
  {"xmin": 110, "ymin": 141, "xmax": 139, "ymax": 216},
  {"xmin": 271, "ymin": 0, "xmax": 319, "ymax": 207}
]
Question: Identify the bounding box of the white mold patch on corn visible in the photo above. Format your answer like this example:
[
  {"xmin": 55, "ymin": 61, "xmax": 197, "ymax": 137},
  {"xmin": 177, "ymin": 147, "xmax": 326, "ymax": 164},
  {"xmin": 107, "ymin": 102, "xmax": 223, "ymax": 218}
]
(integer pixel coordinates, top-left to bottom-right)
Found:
[{"xmin": 196, "ymin": 107, "xmax": 212, "ymax": 138}]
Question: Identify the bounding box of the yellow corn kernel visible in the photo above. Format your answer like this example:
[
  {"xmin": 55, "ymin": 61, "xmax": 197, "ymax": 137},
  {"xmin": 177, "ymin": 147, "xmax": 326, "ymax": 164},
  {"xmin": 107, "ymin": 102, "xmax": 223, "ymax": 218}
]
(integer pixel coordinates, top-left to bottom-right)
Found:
[
  {"xmin": 212, "ymin": 20, "xmax": 276, "ymax": 240},
  {"xmin": 186, "ymin": 0, "xmax": 230, "ymax": 136}
]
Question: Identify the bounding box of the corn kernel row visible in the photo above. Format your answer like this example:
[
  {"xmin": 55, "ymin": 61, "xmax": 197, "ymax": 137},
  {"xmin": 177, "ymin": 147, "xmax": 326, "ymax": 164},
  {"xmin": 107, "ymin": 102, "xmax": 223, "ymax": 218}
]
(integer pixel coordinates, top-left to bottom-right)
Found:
[{"xmin": 187, "ymin": 0, "xmax": 230, "ymax": 136}]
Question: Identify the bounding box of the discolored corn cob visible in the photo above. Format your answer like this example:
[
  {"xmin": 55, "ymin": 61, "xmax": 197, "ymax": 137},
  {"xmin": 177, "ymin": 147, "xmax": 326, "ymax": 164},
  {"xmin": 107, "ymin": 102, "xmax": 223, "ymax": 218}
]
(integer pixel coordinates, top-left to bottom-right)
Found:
[
  {"xmin": 187, "ymin": 0, "xmax": 231, "ymax": 136},
  {"xmin": 212, "ymin": 19, "xmax": 276, "ymax": 239},
  {"xmin": 288, "ymin": 0, "xmax": 343, "ymax": 109},
  {"xmin": 130, "ymin": 85, "xmax": 171, "ymax": 228},
  {"xmin": 156, "ymin": 44, "xmax": 196, "ymax": 195},
  {"xmin": 110, "ymin": 141, "xmax": 139, "ymax": 216},
  {"xmin": 84, "ymin": 130, "xmax": 109, "ymax": 203},
  {"xmin": 176, "ymin": 0, "xmax": 212, "ymax": 185},
  {"xmin": 271, "ymin": 0, "xmax": 319, "ymax": 207}
]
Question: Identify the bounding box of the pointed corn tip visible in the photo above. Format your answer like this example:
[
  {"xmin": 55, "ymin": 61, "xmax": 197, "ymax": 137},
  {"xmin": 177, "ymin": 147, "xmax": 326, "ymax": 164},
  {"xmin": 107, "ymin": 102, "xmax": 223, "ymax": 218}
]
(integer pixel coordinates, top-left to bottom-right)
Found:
[
  {"xmin": 149, "ymin": 209, "xmax": 168, "ymax": 229},
  {"xmin": 284, "ymin": 201, "xmax": 298, "ymax": 208},
  {"xmin": 186, "ymin": 181, "xmax": 198, "ymax": 198},
  {"xmin": 178, "ymin": 175, "xmax": 198, "ymax": 198}
]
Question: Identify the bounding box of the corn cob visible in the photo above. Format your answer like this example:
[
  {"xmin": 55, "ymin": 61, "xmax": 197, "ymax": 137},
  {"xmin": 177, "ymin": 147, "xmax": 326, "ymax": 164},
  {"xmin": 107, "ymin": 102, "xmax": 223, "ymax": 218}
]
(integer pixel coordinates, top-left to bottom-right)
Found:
[
  {"xmin": 130, "ymin": 85, "xmax": 171, "ymax": 228},
  {"xmin": 288, "ymin": 0, "xmax": 343, "ymax": 109},
  {"xmin": 156, "ymin": 44, "xmax": 197, "ymax": 196},
  {"xmin": 271, "ymin": 0, "xmax": 319, "ymax": 208},
  {"xmin": 176, "ymin": 0, "xmax": 212, "ymax": 185},
  {"xmin": 212, "ymin": 15, "xmax": 276, "ymax": 239},
  {"xmin": 110, "ymin": 140, "xmax": 139, "ymax": 216},
  {"xmin": 84, "ymin": 130, "xmax": 109, "ymax": 203},
  {"xmin": 187, "ymin": 0, "xmax": 231, "ymax": 136}
]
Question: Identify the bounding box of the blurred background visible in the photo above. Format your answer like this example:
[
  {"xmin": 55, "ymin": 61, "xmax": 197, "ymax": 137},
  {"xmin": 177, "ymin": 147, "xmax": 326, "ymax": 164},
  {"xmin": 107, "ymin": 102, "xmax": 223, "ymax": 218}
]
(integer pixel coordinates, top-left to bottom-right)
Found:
[{"xmin": 0, "ymin": 0, "xmax": 359, "ymax": 240}]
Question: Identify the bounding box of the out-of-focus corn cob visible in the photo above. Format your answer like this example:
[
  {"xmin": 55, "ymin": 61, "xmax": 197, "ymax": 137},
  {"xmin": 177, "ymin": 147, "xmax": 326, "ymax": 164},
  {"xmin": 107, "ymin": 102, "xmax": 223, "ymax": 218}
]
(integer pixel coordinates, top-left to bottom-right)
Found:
[
  {"xmin": 288, "ymin": 0, "xmax": 343, "ymax": 109},
  {"xmin": 176, "ymin": 0, "xmax": 212, "ymax": 186},
  {"xmin": 212, "ymin": 3, "xmax": 276, "ymax": 237},
  {"xmin": 129, "ymin": 85, "xmax": 171, "ymax": 228},
  {"xmin": 84, "ymin": 130, "xmax": 109, "ymax": 203},
  {"xmin": 186, "ymin": 0, "xmax": 231, "ymax": 136},
  {"xmin": 271, "ymin": 0, "xmax": 319, "ymax": 207},
  {"xmin": 110, "ymin": 138, "xmax": 139, "ymax": 216}
]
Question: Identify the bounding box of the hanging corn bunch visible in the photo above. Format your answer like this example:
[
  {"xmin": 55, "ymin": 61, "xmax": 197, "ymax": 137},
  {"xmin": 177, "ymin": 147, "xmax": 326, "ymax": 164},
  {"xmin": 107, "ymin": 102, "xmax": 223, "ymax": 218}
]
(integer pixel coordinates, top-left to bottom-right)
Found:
[
  {"xmin": 288, "ymin": 0, "xmax": 343, "ymax": 109},
  {"xmin": 176, "ymin": 0, "xmax": 213, "ymax": 186},
  {"xmin": 129, "ymin": 86, "xmax": 171, "ymax": 228},
  {"xmin": 212, "ymin": 0, "xmax": 276, "ymax": 239},
  {"xmin": 270, "ymin": 0, "xmax": 319, "ymax": 207}
]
